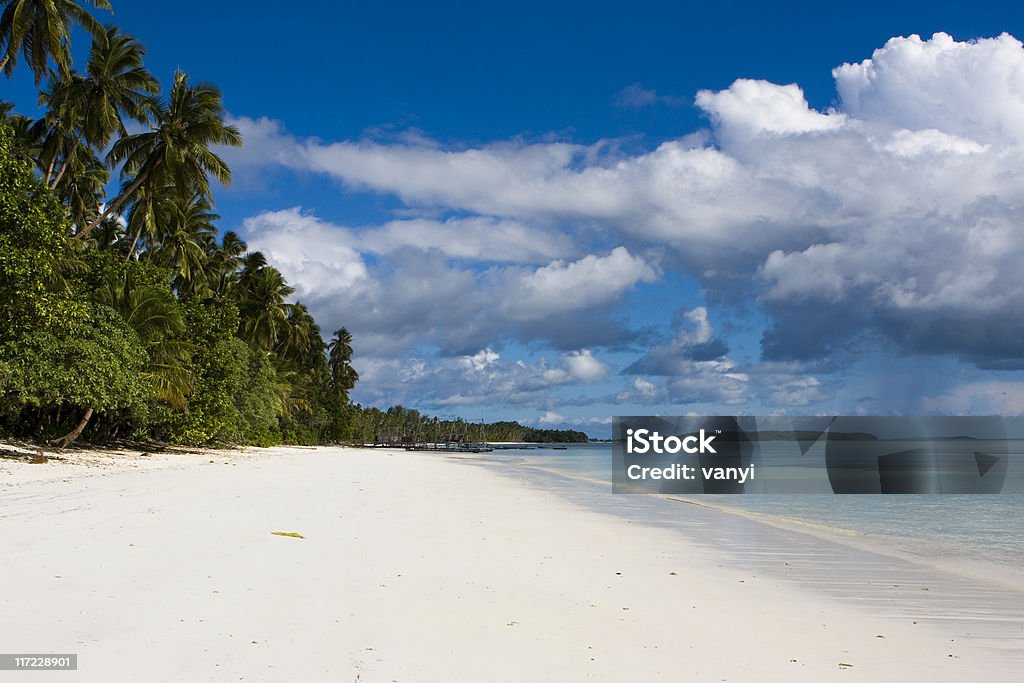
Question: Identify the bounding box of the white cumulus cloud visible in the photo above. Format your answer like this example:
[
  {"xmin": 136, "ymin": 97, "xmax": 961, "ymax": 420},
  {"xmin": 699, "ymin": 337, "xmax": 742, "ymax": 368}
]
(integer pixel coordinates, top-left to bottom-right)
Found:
[
  {"xmin": 503, "ymin": 247, "xmax": 657, "ymax": 321},
  {"xmin": 230, "ymin": 31, "xmax": 1024, "ymax": 414},
  {"xmin": 834, "ymin": 32, "xmax": 1024, "ymax": 144}
]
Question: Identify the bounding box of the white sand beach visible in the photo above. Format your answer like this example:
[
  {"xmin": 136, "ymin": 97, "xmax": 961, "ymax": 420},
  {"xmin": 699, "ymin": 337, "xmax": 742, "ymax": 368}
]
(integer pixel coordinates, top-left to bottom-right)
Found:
[{"xmin": 1, "ymin": 445, "xmax": 1021, "ymax": 682}]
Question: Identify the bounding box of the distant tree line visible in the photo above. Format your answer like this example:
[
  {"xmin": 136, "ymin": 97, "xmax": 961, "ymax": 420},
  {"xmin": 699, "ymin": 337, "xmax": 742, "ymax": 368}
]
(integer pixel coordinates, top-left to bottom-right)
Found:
[{"xmin": 341, "ymin": 407, "xmax": 589, "ymax": 444}]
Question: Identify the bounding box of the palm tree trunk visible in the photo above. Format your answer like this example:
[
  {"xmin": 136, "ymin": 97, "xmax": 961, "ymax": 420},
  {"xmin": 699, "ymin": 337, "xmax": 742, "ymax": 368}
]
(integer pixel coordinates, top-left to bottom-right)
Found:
[
  {"xmin": 75, "ymin": 173, "xmax": 147, "ymax": 240},
  {"xmin": 49, "ymin": 132, "xmax": 84, "ymax": 189},
  {"xmin": 44, "ymin": 154, "xmax": 58, "ymax": 186},
  {"xmin": 49, "ymin": 153, "xmax": 73, "ymax": 189},
  {"xmin": 125, "ymin": 222, "xmax": 144, "ymax": 261},
  {"xmin": 55, "ymin": 407, "xmax": 94, "ymax": 450}
]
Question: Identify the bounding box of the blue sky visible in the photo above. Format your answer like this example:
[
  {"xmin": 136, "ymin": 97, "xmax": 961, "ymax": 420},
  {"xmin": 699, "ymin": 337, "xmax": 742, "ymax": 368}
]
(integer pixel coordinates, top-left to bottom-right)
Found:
[{"xmin": 8, "ymin": 1, "xmax": 1024, "ymax": 435}]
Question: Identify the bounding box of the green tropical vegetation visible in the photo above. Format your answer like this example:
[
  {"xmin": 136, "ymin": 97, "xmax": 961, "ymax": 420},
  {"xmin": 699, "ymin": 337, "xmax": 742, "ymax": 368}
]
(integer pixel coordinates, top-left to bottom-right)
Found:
[
  {"xmin": 0, "ymin": 0, "xmax": 356, "ymax": 448},
  {"xmin": 0, "ymin": 0, "xmax": 588, "ymax": 449}
]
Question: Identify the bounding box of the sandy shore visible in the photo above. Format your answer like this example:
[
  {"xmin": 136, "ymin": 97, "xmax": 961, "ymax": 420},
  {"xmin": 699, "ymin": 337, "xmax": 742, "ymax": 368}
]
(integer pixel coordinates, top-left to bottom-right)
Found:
[{"xmin": 0, "ymin": 445, "xmax": 1020, "ymax": 681}]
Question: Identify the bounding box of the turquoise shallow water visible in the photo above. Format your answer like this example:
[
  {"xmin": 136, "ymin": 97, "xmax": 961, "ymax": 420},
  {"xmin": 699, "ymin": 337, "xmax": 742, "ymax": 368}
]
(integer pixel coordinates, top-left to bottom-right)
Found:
[{"xmin": 490, "ymin": 442, "xmax": 1024, "ymax": 571}]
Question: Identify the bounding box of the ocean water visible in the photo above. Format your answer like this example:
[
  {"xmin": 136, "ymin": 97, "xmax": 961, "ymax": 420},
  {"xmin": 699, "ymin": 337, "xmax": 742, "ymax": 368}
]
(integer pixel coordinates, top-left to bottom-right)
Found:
[{"xmin": 489, "ymin": 442, "xmax": 1024, "ymax": 571}]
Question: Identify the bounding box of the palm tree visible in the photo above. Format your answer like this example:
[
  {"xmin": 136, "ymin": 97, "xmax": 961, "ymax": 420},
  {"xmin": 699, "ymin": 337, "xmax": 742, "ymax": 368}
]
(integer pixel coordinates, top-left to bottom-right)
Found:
[
  {"xmin": 0, "ymin": 104, "xmax": 43, "ymax": 164},
  {"xmin": 236, "ymin": 262, "xmax": 294, "ymax": 351},
  {"xmin": 201, "ymin": 230, "xmax": 247, "ymax": 298},
  {"xmin": 328, "ymin": 327, "xmax": 358, "ymax": 394},
  {"xmin": 79, "ymin": 212, "xmax": 124, "ymax": 252},
  {"xmin": 266, "ymin": 354, "xmax": 312, "ymax": 418},
  {"xmin": 96, "ymin": 270, "xmax": 192, "ymax": 408},
  {"xmin": 55, "ymin": 141, "xmax": 108, "ymax": 231},
  {"xmin": 239, "ymin": 250, "xmax": 267, "ymax": 273},
  {"xmin": 328, "ymin": 327, "xmax": 353, "ymax": 363},
  {"xmin": 33, "ymin": 83, "xmax": 78, "ymax": 185},
  {"xmin": 121, "ymin": 181, "xmax": 165, "ymax": 260},
  {"xmin": 75, "ymin": 70, "xmax": 242, "ymax": 240},
  {"xmin": 214, "ymin": 231, "xmax": 247, "ymax": 272},
  {"xmin": 43, "ymin": 26, "xmax": 158, "ymax": 189},
  {"xmin": 151, "ymin": 191, "xmax": 219, "ymax": 293},
  {"xmin": 0, "ymin": 0, "xmax": 112, "ymax": 83},
  {"xmin": 278, "ymin": 302, "xmax": 324, "ymax": 367}
]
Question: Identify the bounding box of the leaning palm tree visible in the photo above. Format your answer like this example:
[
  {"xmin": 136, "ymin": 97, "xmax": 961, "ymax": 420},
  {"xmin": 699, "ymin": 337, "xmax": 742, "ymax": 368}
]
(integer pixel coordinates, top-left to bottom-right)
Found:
[
  {"xmin": 0, "ymin": 0, "xmax": 112, "ymax": 83},
  {"xmin": 75, "ymin": 70, "xmax": 242, "ymax": 240}
]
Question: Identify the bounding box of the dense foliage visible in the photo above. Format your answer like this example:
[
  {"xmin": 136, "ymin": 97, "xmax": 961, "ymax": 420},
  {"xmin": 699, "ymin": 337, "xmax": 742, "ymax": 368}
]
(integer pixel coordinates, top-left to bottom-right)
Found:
[
  {"xmin": 0, "ymin": 121, "xmax": 357, "ymax": 446},
  {"xmin": 0, "ymin": 0, "xmax": 358, "ymax": 447}
]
